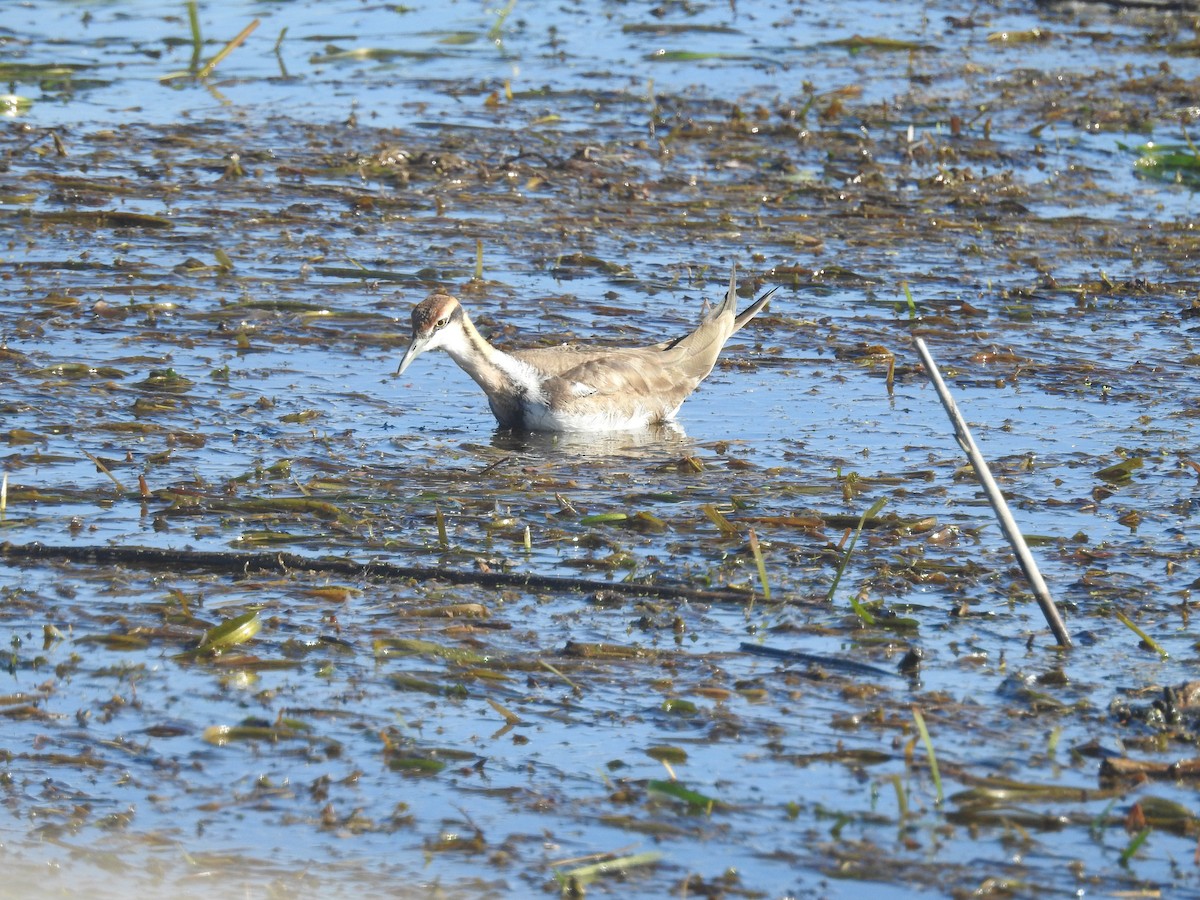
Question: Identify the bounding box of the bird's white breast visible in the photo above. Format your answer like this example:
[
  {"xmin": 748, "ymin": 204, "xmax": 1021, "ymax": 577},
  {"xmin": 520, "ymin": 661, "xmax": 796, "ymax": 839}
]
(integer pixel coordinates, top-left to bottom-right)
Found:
[{"xmin": 520, "ymin": 399, "xmax": 671, "ymax": 433}]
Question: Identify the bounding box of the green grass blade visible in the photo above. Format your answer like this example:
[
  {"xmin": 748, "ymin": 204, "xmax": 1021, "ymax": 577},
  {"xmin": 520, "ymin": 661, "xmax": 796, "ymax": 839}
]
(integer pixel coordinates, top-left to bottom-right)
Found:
[
  {"xmin": 555, "ymin": 851, "xmax": 663, "ymax": 888},
  {"xmin": 826, "ymin": 497, "xmax": 887, "ymax": 602},
  {"xmin": 1115, "ymin": 610, "xmax": 1168, "ymax": 659},
  {"xmin": 1119, "ymin": 826, "xmax": 1151, "ymax": 865},
  {"xmin": 912, "ymin": 706, "xmax": 943, "ymax": 804},
  {"xmin": 748, "ymin": 527, "xmax": 770, "ymax": 602}
]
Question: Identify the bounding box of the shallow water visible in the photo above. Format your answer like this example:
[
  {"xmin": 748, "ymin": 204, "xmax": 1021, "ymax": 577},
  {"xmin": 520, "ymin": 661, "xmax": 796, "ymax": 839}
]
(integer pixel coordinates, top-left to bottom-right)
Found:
[{"xmin": 3, "ymin": 0, "xmax": 1200, "ymax": 897}]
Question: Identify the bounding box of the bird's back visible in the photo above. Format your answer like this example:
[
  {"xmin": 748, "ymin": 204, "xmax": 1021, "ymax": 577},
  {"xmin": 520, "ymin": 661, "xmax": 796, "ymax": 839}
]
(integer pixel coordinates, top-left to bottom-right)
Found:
[{"xmin": 506, "ymin": 273, "xmax": 767, "ymax": 430}]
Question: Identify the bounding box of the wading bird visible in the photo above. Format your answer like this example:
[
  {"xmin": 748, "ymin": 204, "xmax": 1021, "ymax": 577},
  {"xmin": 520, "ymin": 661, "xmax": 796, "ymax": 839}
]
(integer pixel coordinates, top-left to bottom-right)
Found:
[{"xmin": 395, "ymin": 268, "xmax": 775, "ymax": 432}]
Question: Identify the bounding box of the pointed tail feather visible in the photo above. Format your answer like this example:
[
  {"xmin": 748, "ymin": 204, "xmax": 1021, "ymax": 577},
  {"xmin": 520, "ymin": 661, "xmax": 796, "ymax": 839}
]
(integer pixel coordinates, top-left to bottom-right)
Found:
[
  {"xmin": 731, "ymin": 285, "xmax": 778, "ymax": 334},
  {"xmin": 657, "ymin": 267, "xmax": 774, "ymax": 356},
  {"xmin": 709, "ymin": 265, "xmax": 776, "ymax": 333},
  {"xmin": 697, "ymin": 265, "xmax": 740, "ymax": 325},
  {"xmin": 717, "ymin": 266, "xmax": 739, "ymax": 319}
]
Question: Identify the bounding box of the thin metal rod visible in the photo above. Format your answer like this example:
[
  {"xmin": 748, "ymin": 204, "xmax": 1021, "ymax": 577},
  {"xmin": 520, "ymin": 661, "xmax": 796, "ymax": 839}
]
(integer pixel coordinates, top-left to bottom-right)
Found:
[{"xmin": 914, "ymin": 338, "xmax": 1072, "ymax": 648}]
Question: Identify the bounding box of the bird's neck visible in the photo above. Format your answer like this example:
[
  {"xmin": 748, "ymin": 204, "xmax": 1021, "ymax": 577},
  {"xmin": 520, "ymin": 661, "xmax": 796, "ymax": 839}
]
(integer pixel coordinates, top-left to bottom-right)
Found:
[{"xmin": 445, "ymin": 314, "xmax": 544, "ymax": 419}]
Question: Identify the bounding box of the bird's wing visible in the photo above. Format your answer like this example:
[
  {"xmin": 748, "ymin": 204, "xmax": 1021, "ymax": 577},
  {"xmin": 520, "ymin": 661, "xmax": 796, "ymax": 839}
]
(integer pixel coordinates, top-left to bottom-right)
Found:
[
  {"xmin": 511, "ymin": 344, "xmax": 622, "ymax": 377},
  {"xmin": 537, "ymin": 350, "xmax": 698, "ymax": 421}
]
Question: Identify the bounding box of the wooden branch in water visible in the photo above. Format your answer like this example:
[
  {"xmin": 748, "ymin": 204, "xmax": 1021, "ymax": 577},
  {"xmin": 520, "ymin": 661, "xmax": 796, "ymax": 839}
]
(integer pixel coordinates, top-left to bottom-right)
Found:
[
  {"xmin": 0, "ymin": 541, "xmax": 755, "ymax": 605},
  {"xmin": 913, "ymin": 338, "xmax": 1072, "ymax": 649}
]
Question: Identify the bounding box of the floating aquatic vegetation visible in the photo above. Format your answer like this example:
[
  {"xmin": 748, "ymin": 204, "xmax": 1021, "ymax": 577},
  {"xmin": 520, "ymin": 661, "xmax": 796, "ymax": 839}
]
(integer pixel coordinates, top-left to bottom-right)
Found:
[
  {"xmin": 553, "ymin": 850, "xmax": 664, "ymax": 891},
  {"xmin": 1114, "ymin": 610, "xmax": 1169, "ymax": 660},
  {"xmin": 1124, "ymin": 140, "xmax": 1200, "ymax": 187},
  {"xmin": 824, "ymin": 34, "xmax": 940, "ymax": 52},
  {"xmin": 0, "ymin": 93, "xmax": 32, "ymax": 115},
  {"xmin": 0, "ymin": 0, "xmax": 1198, "ymax": 896},
  {"xmin": 180, "ymin": 609, "xmax": 262, "ymax": 658}
]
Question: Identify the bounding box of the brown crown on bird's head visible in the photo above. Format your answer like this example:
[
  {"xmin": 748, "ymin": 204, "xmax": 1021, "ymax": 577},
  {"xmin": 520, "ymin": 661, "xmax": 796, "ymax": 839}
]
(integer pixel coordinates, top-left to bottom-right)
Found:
[{"xmin": 412, "ymin": 293, "xmax": 462, "ymax": 337}]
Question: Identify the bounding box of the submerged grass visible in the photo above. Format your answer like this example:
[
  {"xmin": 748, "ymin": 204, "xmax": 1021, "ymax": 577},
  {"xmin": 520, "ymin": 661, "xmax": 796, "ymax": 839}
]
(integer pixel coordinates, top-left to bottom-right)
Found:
[
  {"xmin": 826, "ymin": 497, "xmax": 887, "ymax": 603},
  {"xmin": 186, "ymin": 609, "xmax": 262, "ymax": 656},
  {"xmin": 161, "ymin": 12, "xmax": 260, "ymax": 82},
  {"xmin": 911, "ymin": 707, "xmax": 943, "ymax": 805},
  {"xmin": 1119, "ymin": 826, "xmax": 1152, "ymax": 866},
  {"xmin": 554, "ymin": 851, "xmax": 665, "ymax": 890},
  {"xmin": 1114, "ymin": 610, "xmax": 1169, "ymax": 659},
  {"xmin": 1125, "ymin": 138, "xmax": 1200, "ymax": 186},
  {"xmin": 747, "ymin": 526, "xmax": 769, "ymax": 602}
]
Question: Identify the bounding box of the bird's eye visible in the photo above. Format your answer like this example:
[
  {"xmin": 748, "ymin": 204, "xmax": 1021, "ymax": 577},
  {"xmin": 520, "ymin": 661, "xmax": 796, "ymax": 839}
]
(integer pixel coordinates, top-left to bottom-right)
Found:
[{"xmin": 435, "ymin": 317, "xmax": 449, "ymax": 329}]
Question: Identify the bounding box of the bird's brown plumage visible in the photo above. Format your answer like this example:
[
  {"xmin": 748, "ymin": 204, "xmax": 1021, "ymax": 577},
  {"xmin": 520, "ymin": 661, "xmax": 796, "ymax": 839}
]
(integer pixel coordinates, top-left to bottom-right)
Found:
[{"xmin": 395, "ymin": 267, "xmax": 775, "ymax": 431}]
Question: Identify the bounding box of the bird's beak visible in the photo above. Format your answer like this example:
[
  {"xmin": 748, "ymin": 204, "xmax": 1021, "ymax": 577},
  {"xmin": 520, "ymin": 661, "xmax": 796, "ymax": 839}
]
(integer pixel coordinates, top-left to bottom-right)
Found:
[{"xmin": 395, "ymin": 336, "xmax": 428, "ymax": 376}]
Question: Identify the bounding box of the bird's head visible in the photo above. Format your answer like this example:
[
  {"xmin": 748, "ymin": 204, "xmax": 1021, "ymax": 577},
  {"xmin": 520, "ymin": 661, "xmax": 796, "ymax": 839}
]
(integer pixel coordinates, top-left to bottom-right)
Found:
[{"xmin": 396, "ymin": 293, "xmax": 466, "ymax": 376}]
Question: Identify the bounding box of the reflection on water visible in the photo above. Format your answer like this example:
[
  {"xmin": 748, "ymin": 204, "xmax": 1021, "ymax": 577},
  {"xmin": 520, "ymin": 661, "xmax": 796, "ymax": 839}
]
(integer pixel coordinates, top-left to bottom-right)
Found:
[{"xmin": 489, "ymin": 420, "xmax": 690, "ymax": 459}]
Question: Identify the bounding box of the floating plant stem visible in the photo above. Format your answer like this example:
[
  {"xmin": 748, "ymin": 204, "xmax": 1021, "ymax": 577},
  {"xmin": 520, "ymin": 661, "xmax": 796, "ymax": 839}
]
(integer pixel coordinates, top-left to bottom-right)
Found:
[
  {"xmin": 1, "ymin": 541, "xmax": 756, "ymax": 604},
  {"xmin": 826, "ymin": 497, "xmax": 887, "ymax": 603},
  {"xmin": 1091, "ymin": 798, "xmax": 1119, "ymax": 841},
  {"xmin": 739, "ymin": 643, "xmax": 898, "ymax": 679},
  {"xmin": 162, "ymin": 16, "xmax": 259, "ymax": 82},
  {"xmin": 187, "ymin": 0, "xmax": 202, "ymax": 71},
  {"xmin": 890, "ymin": 773, "xmax": 908, "ymax": 819},
  {"xmin": 474, "ymin": 239, "xmax": 484, "ymax": 281},
  {"xmin": 914, "ymin": 338, "xmax": 1072, "ymax": 648},
  {"xmin": 291, "ymin": 474, "xmax": 311, "ymax": 498},
  {"xmin": 539, "ymin": 659, "xmax": 581, "ymax": 694},
  {"xmin": 273, "ymin": 26, "xmax": 289, "ymax": 78},
  {"xmin": 1119, "ymin": 826, "xmax": 1151, "ymax": 866},
  {"xmin": 902, "ymin": 280, "xmax": 917, "ymax": 319},
  {"xmin": 748, "ymin": 527, "xmax": 770, "ymax": 602},
  {"xmin": 702, "ymin": 503, "xmax": 739, "ymax": 536},
  {"xmin": 1114, "ymin": 610, "xmax": 1168, "ymax": 660},
  {"xmin": 487, "ymin": 0, "xmax": 518, "ymax": 45},
  {"xmin": 435, "ymin": 507, "xmax": 449, "ymax": 550},
  {"xmin": 849, "ymin": 593, "xmax": 876, "ymax": 626},
  {"xmin": 555, "ymin": 851, "xmax": 664, "ymax": 889},
  {"xmin": 486, "ymin": 697, "xmax": 522, "ymax": 725},
  {"xmin": 1182, "ymin": 121, "xmax": 1199, "ymax": 157},
  {"xmin": 82, "ymin": 450, "xmax": 127, "ymax": 494},
  {"xmin": 197, "ymin": 18, "xmax": 260, "ymax": 79},
  {"xmin": 911, "ymin": 706, "xmax": 943, "ymax": 804},
  {"xmin": 1047, "ymin": 725, "xmax": 1061, "ymax": 757}
]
